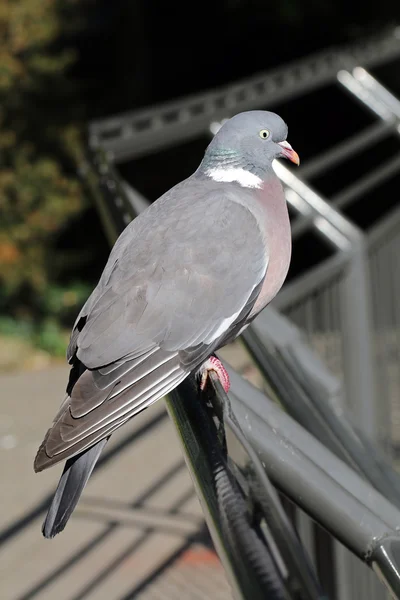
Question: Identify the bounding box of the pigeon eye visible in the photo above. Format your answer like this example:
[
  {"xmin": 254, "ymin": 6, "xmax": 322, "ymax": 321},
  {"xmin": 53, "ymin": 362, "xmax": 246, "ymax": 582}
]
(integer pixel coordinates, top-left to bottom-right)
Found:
[{"xmin": 259, "ymin": 129, "xmax": 270, "ymax": 139}]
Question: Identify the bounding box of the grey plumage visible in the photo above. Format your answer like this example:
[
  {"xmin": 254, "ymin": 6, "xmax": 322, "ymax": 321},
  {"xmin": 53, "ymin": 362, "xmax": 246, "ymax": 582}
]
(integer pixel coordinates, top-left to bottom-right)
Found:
[{"xmin": 35, "ymin": 110, "xmax": 297, "ymax": 537}]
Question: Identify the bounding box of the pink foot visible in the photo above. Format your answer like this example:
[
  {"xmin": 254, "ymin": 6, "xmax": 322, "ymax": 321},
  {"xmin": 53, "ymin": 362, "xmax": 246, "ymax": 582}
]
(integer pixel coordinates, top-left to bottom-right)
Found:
[{"xmin": 199, "ymin": 356, "xmax": 230, "ymax": 393}]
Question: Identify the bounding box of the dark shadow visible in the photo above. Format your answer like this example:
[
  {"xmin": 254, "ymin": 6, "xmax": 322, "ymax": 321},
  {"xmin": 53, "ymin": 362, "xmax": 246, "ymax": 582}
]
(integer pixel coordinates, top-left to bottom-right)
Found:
[
  {"xmin": 15, "ymin": 443, "xmax": 199, "ymax": 600},
  {"xmin": 119, "ymin": 525, "xmax": 213, "ymax": 600},
  {"xmin": 0, "ymin": 410, "xmax": 167, "ymax": 546},
  {"xmin": 17, "ymin": 524, "xmax": 119, "ymax": 600},
  {"xmin": 66, "ymin": 488, "xmax": 200, "ymax": 600},
  {"xmin": 69, "ymin": 529, "xmax": 155, "ymax": 600}
]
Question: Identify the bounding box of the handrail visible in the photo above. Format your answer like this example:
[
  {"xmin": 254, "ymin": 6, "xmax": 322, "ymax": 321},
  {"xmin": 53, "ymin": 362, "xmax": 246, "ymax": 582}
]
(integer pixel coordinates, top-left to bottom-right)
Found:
[
  {"xmin": 89, "ymin": 29, "xmax": 400, "ymax": 162},
  {"xmin": 299, "ymin": 120, "xmax": 394, "ymax": 179},
  {"xmin": 167, "ymin": 377, "xmax": 286, "ymax": 600},
  {"xmin": 82, "ymin": 144, "xmax": 400, "ymax": 599},
  {"xmin": 245, "ymin": 307, "xmax": 400, "ymax": 507},
  {"xmin": 83, "ymin": 33, "xmax": 400, "ymax": 599},
  {"xmin": 82, "ymin": 146, "xmax": 326, "ymax": 600},
  {"xmin": 168, "ymin": 375, "xmax": 324, "ymax": 600},
  {"xmin": 274, "ymin": 162, "xmax": 362, "ymax": 247},
  {"xmin": 227, "ymin": 367, "xmax": 400, "ymax": 600}
]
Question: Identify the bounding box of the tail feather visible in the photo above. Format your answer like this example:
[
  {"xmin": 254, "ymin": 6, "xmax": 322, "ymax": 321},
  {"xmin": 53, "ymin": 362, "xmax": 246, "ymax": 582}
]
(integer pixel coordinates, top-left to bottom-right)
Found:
[{"xmin": 42, "ymin": 437, "xmax": 108, "ymax": 538}]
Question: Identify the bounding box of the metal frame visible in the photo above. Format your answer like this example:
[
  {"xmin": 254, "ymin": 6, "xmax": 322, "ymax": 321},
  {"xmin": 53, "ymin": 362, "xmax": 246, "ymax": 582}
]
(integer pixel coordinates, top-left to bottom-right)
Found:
[
  {"xmin": 83, "ymin": 148, "xmax": 326, "ymax": 600},
  {"xmin": 271, "ymin": 162, "xmax": 378, "ymax": 440},
  {"xmin": 226, "ymin": 367, "xmax": 400, "ymax": 597},
  {"xmin": 246, "ymin": 306, "xmax": 400, "ymax": 503},
  {"xmin": 83, "ymin": 27, "xmax": 400, "ymax": 598},
  {"xmin": 80, "ymin": 145, "xmax": 400, "ymax": 599},
  {"xmin": 88, "ymin": 32, "xmax": 400, "ymax": 448},
  {"xmin": 89, "ymin": 29, "xmax": 400, "ymax": 162}
]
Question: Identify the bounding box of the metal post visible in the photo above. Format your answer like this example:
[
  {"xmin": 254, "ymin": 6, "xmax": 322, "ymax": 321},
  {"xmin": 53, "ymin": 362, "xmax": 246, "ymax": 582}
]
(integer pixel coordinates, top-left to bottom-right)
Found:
[
  {"xmin": 340, "ymin": 239, "xmax": 378, "ymax": 440},
  {"xmin": 273, "ymin": 164, "xmax": 379, "ymax": 442}
]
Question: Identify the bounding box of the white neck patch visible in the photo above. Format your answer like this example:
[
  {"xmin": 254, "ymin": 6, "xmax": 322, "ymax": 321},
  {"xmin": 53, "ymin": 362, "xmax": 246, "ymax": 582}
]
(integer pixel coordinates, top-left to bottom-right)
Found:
[{"xmin": 206, "ymin": 166, "xmax": 263, "ymax": 189}]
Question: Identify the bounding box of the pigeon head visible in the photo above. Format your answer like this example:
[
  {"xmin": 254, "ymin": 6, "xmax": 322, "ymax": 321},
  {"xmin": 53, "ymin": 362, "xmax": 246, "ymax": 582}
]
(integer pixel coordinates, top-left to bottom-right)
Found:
[{"xmin": 199, "ymin": 110, "xmax": 299, "ymax": 188}]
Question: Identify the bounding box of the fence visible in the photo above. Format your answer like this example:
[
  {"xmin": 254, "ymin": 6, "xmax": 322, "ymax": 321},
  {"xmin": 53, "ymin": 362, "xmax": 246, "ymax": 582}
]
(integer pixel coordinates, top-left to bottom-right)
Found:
[
  {"xmin": 86, "ymin": 27, "xmax": 400, "ymax": 599},
  {"xmin": 270, "ymin": 65, "xmax": 400, "ymax": 600},
  {"xmin": 84, "ymin": 146, "xmax": 400, "ymax": 599},
  {"xmin": 368, "ymin": 206, "xmax": 400, "ymax": 451},
  {"xmin": 274, "ymin": 66, "xmax": 400, "ymax": 448}
]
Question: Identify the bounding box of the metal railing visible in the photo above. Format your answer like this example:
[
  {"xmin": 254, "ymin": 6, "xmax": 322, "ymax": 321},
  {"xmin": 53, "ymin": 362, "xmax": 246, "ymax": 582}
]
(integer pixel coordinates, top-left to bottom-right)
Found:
[
  {"xmin": 82, "ymin": 148, "xmax": 327, "ymax": 600},
  {"xmin": 272, "ymin": 66, "xmax": 400, "ymax": 450},
  {"xmin": 89, "ymin": 29, "xmax": 400, "ymax": 162},
  {"xmin": 336, "ymin": 67, "xmax": 400, "ymax": 455},
  {"xmin": 368, "ymin": 205, "xmax": 400, "ymax": 453},
  {"xmin": 269, "ymin": 67, "xmax": 400, "ymax": 600},
  {"xmin": 84, "ymin": 27, "xmax": 400, "ymax": 599},
  {"xmin": 272, "ymin": 163, "xmax": 378, "ymax": 442},
  {"xmin": 80, "ymin": 144, "xmax": 400, "ymax": 600}
]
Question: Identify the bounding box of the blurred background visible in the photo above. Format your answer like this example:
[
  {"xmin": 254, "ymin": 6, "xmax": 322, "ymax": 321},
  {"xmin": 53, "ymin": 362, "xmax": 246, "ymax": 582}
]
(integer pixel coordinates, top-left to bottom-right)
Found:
[{"xmin": 2, "ymin": 1, "xmax": 400, "ymax": 599}]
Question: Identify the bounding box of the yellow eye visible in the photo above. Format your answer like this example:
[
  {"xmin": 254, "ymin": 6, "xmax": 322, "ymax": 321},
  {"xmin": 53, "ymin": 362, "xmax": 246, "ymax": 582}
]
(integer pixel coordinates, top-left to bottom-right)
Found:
[{"xmin": 259, "ymin": 129, "xmax": 270, "ymax": 139}]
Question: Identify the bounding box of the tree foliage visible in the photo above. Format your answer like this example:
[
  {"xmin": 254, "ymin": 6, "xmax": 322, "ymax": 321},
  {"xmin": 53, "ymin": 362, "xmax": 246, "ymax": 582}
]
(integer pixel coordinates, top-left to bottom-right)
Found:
[{"xmin": 0, "ymin": 0, "xmax": 86, "ymax": 331}]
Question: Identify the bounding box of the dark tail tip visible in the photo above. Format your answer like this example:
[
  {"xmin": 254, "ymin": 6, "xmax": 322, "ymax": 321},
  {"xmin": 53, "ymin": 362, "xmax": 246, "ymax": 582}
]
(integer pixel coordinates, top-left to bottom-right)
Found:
[{"xmin": 42, "ymin": 438, "xmax": 108, "ymax": 538}]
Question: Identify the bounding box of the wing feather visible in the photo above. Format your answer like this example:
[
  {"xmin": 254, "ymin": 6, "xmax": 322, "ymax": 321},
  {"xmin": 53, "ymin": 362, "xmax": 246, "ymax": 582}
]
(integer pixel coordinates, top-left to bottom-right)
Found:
[
  {"xmin": 36, "ymin": 183, "xmax": 270, "ymax": 471},
  {"xmin": 35, "ymin": 351, "xmax": 186, "ymax": 470}
]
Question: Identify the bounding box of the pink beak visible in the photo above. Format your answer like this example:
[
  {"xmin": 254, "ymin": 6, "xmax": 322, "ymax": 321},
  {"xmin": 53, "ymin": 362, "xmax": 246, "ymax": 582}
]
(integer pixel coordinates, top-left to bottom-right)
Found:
[{"xmin": 278, "ymin": 140, "xmax": 300, "ymax": 166}]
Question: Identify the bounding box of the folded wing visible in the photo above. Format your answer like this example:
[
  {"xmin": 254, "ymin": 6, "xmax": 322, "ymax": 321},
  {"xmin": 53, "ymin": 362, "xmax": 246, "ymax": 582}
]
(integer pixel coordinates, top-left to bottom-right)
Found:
[{"xmin": 35, "ymin": 187, "xmax": 268, "ymax": 471}]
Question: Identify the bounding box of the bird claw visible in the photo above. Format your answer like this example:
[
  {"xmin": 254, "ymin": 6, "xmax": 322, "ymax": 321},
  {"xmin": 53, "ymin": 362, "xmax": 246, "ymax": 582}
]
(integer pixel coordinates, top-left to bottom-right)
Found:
[{"xmin": 199, "ymin": 356, "xmax": 230, "ymax": 393}]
